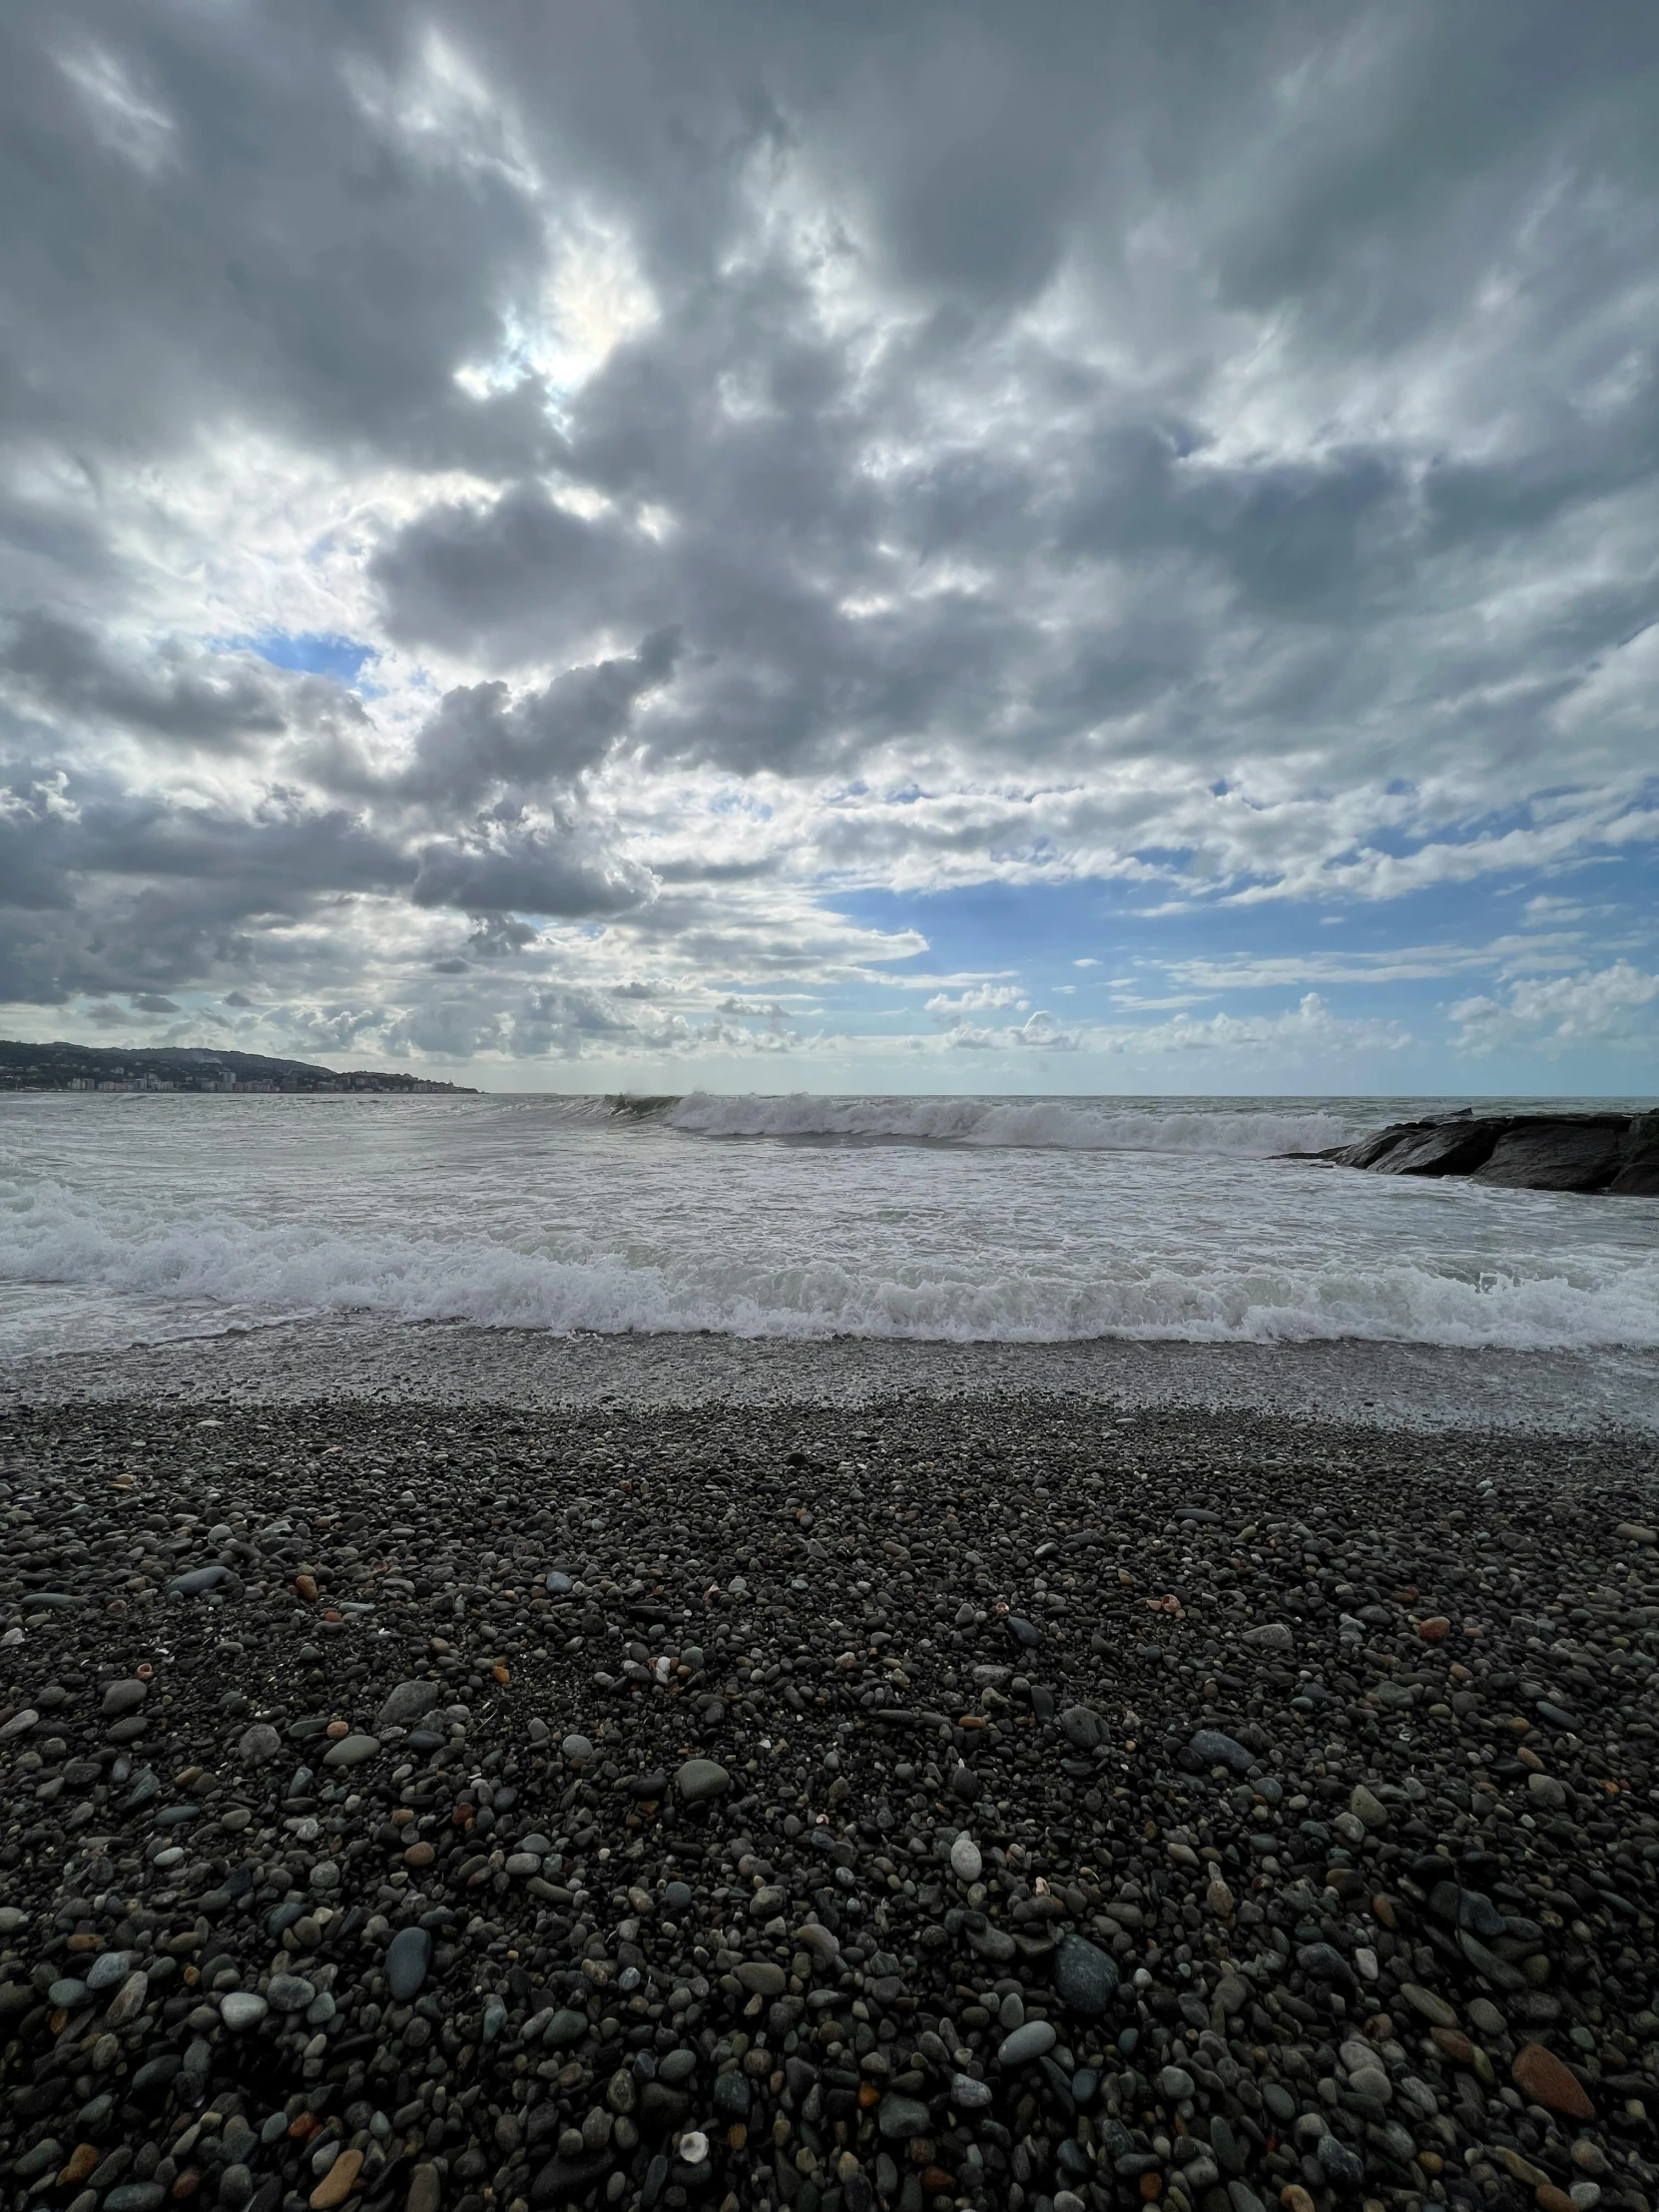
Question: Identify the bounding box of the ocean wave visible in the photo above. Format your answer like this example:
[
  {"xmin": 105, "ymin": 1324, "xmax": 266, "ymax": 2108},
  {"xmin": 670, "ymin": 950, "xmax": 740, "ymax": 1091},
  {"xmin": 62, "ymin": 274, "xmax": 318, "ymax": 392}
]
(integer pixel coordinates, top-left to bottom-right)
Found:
[
  {"xmin": 4, "ymin": 1185, "xmax": 1656, "ymax": 1353},
  {"xmin": 663, "ymin": 1092, "xmax": 1360, "ymax": 1155}
]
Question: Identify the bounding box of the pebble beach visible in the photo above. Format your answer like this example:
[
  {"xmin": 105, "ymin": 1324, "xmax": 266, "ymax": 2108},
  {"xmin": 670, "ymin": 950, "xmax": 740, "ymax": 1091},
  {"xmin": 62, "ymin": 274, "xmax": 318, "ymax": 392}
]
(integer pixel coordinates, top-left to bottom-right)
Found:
[{"xmin": 3, "ymin": 1382, "xmax": 1659, "ymax": 2212}]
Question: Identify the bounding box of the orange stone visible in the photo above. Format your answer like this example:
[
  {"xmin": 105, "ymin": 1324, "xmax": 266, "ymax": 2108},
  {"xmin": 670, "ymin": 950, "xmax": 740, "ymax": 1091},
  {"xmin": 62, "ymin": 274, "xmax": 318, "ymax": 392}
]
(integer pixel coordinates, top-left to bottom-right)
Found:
[
  {"xmin": 921, "ymin": 2169, "xmax": 954, "ymax": 2194},
  {"xmin": 857, "ymin": 2081, "xmax": 880, "ymax": 2107},
  {"xmin": 294, "ymin": 1573, "xmax": 317, "ymax": 1602},
  {"xmin": 1416, "ymin": 1617, "xmax": 1450, "ymax": 1642},
  {"xmin": 1416, "ymin": 2154, "xmax": 1443, "ymax": 2177},
  {"xmin": 1537, "ymin": 2188, "xmax": 1576, "ymax": 2212},
  {"xmin": 288, "ymin": 2113, "xmax": 320, "ymax": 2142},
  {"xmin": 325, "ymin": 1720, "xmax": 349, "ymax": 1738},
  {"xmin": 309, "ymin": 2148, "xmax": 363, "ymax": 2209},
  {"xmin": 1139, "ymin": 2176, "xmax": 1162, "ymax": 2201},
  {"xmin": 1431, "ymin": 2025, "xmax": 1475, "ymax": 2064},
  {"xmin": 727, "ymin": 2125, "xmax": 748, "ymax": 2151},
  {"xmin": 58, "ymin": 2146, "xmax": 100, "ymax": 2186},
  {"xmin": 403, "ymin": 1841, "xmax": 435, "ymax": 1867},
  {"xmin": 1511, "ymin": 2042, "xmax": 1594, "ymax": 2119},
  {"xmin": 170, "ymin": 2173, "xmax": 200, "ymax": 2200}
]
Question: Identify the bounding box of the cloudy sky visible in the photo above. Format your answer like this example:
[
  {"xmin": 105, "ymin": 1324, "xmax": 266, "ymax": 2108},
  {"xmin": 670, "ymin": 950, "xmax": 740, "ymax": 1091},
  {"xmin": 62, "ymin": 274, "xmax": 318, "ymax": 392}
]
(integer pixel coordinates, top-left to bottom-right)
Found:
[{"xmin": 3, "ymin": 0, "xmax": 1657, "ymax": 1094}]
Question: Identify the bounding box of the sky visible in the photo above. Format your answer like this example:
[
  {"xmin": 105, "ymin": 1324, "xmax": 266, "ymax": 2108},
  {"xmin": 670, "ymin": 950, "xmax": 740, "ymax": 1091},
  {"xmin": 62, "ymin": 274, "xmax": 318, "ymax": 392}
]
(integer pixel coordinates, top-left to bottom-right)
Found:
[{"xmin": 1, "ymin": 1, "xmax": 1657, "ymax": 1096}]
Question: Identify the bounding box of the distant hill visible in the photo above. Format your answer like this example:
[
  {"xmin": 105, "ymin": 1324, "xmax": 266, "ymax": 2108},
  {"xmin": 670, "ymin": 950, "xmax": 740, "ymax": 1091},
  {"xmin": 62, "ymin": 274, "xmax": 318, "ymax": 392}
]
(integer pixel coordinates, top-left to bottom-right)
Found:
[{"xmin": 0, "ymin": 1039, "xmax": 475, "ymax": 1094}]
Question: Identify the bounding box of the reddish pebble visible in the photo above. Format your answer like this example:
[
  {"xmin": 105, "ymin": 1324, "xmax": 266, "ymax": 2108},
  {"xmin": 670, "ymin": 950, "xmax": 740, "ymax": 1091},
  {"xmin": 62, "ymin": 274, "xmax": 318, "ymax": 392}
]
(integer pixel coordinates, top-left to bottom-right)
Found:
[
  {"xmin": 1417, "ymin": 1616, "xmax": 1450, "ymax": 1642},
  {"xmin": 309, "ymin": 2149, "xmax": 363, "ymax": 2210},
  {"xmin": 1511, "ymin": 2042, "xmax": 1594, "ymax": 2119}
]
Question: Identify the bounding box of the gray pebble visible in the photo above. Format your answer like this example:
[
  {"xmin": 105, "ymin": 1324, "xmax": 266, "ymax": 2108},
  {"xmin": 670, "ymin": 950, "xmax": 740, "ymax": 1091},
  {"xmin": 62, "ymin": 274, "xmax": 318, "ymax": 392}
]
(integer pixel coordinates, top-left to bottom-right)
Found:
[{"xmin": 385, "ymin": 1925, "xmax": 432, "ymax": 2000}]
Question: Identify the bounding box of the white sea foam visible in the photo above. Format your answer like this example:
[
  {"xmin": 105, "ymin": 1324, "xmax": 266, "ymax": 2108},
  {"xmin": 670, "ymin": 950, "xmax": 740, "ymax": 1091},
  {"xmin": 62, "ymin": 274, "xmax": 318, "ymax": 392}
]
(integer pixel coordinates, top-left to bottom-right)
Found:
[
  {"xmin": 664, "ymin": 1091, "xmax": 1360, "ymax": 1155},
  {"xmin": 4, "ymin": 1179, "xmax": 1656, "ymax": 1353}
]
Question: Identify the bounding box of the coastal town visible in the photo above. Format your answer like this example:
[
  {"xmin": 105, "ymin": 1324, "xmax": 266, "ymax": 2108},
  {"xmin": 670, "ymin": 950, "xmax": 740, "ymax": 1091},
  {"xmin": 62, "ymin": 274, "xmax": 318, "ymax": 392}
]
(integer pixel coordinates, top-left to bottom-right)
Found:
[{"xmin": 0, "ymin": 1042, "xmax": 473, "ymax": 1095}]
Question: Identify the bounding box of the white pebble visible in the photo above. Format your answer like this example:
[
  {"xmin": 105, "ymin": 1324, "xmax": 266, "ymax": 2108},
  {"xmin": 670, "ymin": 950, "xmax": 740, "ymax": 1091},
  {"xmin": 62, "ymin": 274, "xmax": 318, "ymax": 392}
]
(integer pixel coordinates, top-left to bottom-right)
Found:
[{"xmin": 949, "ymin": 1834, "xmax": 982, "ymax": 1883}]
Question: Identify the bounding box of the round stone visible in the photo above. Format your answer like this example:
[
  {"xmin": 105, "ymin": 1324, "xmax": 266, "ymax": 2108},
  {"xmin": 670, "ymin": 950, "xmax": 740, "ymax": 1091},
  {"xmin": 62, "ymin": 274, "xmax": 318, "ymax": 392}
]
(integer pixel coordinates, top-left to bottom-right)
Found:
[
  {"xmin": 949, "ymin": 1834, "xmax": 982, "ymax": 1883},
  {"xmin": 878, "ymin": 2094, "xmax": 932, "ymax": 2139},
  {"xmin": 1054, "ymin": 1934, "xmax": 1119, "ymax": 2016},
  {"xmin": 674, "ymin": 1757, "xmax": 731, "ymax": 1804},
  {"xmin": 222, "ymin": 1991, "xmax": 270, "ymax": 2031}
]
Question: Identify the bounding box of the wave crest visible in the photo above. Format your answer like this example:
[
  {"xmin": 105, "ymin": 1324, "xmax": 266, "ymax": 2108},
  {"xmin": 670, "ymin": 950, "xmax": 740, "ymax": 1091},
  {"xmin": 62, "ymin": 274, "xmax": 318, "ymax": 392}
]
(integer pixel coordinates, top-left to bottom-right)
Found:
[{"xmin": 664, "ymin": 1092, "xmax": 1357, "ymax": 1155}]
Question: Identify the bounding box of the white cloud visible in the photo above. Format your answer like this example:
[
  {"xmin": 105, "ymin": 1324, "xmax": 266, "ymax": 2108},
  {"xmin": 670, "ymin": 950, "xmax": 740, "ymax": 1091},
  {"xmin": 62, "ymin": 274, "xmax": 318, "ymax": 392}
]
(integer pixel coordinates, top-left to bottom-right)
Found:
[
  {"xmin": 1096, "ymin": 993, "xmax": 1410, "ymax": 1058},
  {"xmin": 1450, "ymin": 961, "xmax": 1659, "ymax": 1053},
  {"xmin": 924, "ymin": 983, "xmax": 1029, "ymax": 1016}
]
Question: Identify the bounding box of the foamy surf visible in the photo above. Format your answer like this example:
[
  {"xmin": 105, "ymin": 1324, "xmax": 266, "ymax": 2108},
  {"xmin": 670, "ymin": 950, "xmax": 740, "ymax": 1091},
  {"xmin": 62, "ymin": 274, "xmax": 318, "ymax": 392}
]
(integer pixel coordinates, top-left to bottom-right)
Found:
[{"xmin": 4, "ymin": 1180, "xmax": 1657, "ymax": 1354}]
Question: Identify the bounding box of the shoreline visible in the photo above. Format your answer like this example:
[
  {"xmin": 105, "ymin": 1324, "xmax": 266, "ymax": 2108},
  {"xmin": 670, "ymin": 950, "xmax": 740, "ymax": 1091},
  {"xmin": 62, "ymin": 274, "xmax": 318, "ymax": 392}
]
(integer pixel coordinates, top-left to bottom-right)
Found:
[{"xmin": 5, "ymin": 1319, "xmax": 1659, "ymax": 1435}]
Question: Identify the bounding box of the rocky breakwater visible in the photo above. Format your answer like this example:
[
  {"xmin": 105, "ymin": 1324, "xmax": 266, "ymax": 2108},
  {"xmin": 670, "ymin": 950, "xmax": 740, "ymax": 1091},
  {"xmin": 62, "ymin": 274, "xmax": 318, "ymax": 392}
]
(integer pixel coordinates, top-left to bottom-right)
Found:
[
  {"xmin": 1323, "ymin": 1113, "xmax": 1659, "ymax": 1197},
  {"xmin": 2, "ymin": 1397, "xmax": 1659, "ymax": 2212}
]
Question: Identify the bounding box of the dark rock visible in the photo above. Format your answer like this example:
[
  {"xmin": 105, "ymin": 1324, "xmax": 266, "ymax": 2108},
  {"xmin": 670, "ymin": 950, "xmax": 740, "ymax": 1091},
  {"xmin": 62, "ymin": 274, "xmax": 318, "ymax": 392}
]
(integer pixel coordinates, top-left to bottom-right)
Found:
[
  {"xmin": 377, "ymin": 1680, "xmax": 441, "ymax": 1730},
  {"xmin": 1474, "ymin": 1121, "xmax": 1624, "ymax": 1192},
  {"xmin": 1187, "ymin": 1730, "xmax": 1257, "ymax": 1775},
  {"xmin": 1333, "ymin": 1110, "xmax": 1645, "ymax": 1195},
  {"xmin": 1053, "ymin": 1935, "xmax": 1119, "ymax": 2016}
]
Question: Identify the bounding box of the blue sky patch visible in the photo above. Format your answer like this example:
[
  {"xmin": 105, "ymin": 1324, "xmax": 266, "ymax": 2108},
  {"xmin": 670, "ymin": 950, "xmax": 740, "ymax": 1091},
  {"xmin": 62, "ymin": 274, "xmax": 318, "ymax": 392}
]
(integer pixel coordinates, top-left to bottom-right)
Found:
[{"xmin": 233, "ymin": 631, "xmax": 376, "ymax": 687}]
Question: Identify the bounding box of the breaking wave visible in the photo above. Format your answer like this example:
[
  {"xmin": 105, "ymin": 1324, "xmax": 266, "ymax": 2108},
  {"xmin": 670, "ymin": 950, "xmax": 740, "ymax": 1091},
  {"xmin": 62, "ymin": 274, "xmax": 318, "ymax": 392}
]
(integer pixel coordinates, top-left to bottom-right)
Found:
[{"xmin": 659, "ymin": 1092, "xmax": 1360, "ymax": 1155}]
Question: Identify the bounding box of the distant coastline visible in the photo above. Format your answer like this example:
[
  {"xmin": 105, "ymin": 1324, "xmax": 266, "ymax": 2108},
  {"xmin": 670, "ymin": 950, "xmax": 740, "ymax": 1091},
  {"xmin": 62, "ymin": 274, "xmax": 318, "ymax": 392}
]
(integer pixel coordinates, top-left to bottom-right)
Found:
[{"xmin": 0, "ymin": 1037, "xmax": 473, "ymax": 1095}]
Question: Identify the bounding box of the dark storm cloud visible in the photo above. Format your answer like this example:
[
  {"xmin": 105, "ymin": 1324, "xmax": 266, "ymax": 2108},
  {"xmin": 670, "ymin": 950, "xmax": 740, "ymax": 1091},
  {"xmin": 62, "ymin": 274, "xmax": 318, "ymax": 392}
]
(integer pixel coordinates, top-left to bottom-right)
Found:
[
  {"xmin": 0, "ymin": 0, "xmax": 557, "ymax": 475},
  {"xmin": 312, "ymin": 628, "xmax": 680, "ymax": 807},
  {"xmin": 2, "ymin": 0, "xmax": 1658, "ymax": 1041},
  {"xmin": 395, "ymin": 628, "xmax": 680, "ymax": 803},
  {"xmin": 1, "ymin": 610, "xmax": 358, "ymax": 749},
  {"xmin": 409, "ymin": 827, "xmax": 652, "ymax": 918}
]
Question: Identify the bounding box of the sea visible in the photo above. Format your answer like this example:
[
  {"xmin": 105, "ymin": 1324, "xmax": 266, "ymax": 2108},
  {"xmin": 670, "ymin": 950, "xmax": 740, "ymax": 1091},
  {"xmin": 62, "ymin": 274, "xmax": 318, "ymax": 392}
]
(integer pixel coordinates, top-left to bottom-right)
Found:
[{"xmin": 2, "ymin": 1093, "xmax": 1656, "ymax": 1412}]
